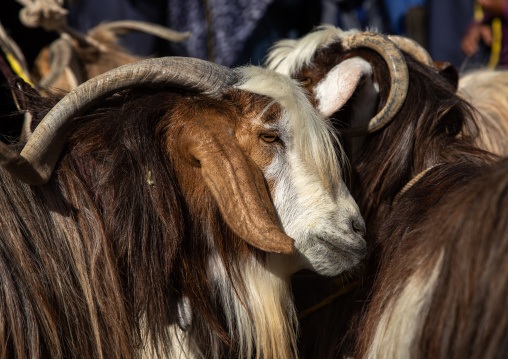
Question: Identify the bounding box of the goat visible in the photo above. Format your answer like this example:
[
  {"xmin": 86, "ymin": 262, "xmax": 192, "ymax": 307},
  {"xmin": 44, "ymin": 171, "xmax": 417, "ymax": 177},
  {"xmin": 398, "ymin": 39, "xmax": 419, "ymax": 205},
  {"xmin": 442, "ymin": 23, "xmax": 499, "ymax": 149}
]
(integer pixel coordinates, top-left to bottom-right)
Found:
[
  {"xmin": 0, "ymin": 56, "xmax": 366, "ymax": 359},
  {"xmin": 379, "ymin": 38, "xmax": 508, "ymax": 157},
  {"xmin": 351, "ymin": 154, "xmax": 508, "ymax": 359},
  {"xmin": 458, "ymin": 68, "xmax": 508, "ymax": 156},
  {"xmin": 266, "ymin": 25, "xmax": 502, "ymax": 358},
  {"xmin": 13, "ymin": 19, "xmax": 189, "ymax": 141},
  {"xmin": 16, "ymin": 0, "xmax": 189, "ymax": 95},
  {"xmin": 31, "ymin": 20, "xmax": 191, "ymax": 94}
]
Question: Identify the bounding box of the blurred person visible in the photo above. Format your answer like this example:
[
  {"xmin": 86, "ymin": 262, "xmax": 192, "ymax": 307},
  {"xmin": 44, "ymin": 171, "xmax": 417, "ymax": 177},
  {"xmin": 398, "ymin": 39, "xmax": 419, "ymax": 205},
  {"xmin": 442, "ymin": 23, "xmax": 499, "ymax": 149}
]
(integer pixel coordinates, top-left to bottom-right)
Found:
[{"xmin": 461, "ymin": 0, "xmax": 508, "ymax": 68}]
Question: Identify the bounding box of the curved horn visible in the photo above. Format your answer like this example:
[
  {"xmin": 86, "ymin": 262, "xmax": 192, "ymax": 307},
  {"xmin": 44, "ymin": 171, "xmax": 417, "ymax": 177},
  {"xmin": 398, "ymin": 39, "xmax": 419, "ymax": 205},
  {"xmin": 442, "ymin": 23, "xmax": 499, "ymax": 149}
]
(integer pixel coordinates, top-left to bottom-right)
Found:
[
  {"xmin": 97, "ymin": 20, "xmax": 191, "ymax": 43},
  {"xmin": 184, "ymin": 122, "xmax": 294, "ymax": 254},
  {"xmin": 1, "ymin": 56, "xmax": 236, "ymax": 185},
  {"xmin": 36, "ymin": 35, "xmax": 74, "ymax": 90},
  {"xmin": 340, "ymin": 32, "xmax": 409, "ymax": 135},
  {"xmin": 388, "ymin": 35, "xmax": 434, "ymax": 67}
]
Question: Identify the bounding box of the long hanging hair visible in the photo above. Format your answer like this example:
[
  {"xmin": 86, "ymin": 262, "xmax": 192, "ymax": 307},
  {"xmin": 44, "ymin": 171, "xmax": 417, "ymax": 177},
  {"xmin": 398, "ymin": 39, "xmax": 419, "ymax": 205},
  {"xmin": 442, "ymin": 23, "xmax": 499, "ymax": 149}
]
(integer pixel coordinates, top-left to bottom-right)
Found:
[
  {"xmin": 0, "ymin": 88, "xmax": 273, "ymax": 358},
  {"xmin": 351, "ymin": 55, "xmax": 493, "ymax": 229}
]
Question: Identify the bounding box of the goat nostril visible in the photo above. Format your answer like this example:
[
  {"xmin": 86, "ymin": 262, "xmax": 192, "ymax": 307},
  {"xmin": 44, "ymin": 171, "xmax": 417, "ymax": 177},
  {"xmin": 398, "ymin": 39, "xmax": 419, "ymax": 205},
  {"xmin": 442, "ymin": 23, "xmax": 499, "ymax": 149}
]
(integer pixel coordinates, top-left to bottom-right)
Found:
[{"xmin": 352, "ymin": 217, "xmax": 366, "ymax": 236}]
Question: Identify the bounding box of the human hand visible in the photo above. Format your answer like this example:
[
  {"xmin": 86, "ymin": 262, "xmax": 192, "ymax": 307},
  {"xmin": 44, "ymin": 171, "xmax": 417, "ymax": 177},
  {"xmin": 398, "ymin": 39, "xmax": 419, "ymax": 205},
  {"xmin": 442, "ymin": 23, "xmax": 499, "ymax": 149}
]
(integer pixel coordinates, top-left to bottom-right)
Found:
[
  {"xmin": 477, "ymin": 0, "xmax": 507, "ymax": 17},
  {"xmin": 461, "ymin": 23, "xmax": 493, "ymax": 55}
]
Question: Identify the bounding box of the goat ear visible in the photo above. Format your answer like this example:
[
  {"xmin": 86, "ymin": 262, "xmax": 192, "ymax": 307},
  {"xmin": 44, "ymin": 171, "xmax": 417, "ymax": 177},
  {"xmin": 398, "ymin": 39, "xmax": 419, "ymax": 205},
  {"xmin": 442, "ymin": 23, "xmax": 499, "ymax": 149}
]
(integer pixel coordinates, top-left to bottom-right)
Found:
[
  {"xmin": 433, "ymin": 61, "xmax": 459, "ymax": 90},
  {"xmin": 313, "ymin": 57, "xmax": 378, "ymax": 124},
  {"xmin": 184, "ymin": 123, "xmax": 294, "ymax": 254}
]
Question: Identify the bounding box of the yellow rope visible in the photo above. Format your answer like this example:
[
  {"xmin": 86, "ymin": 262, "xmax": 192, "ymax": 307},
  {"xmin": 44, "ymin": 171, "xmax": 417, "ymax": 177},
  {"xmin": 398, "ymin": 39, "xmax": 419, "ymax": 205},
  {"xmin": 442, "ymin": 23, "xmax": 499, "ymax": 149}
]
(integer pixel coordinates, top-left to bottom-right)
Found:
[
  {"xmin": 488, "ymin": 18, "xmax": 502, "ymax": 69},
  {"xmin": 474, "ymin": 2, "xmax": 484, "ymax": 22},
  {"xmin": 474, "ymin": 2, "xmax": 502, "ymax": 69},
  {"xmin": 5, "ymin": 52, "xmax": 32, "ymax": 85}
]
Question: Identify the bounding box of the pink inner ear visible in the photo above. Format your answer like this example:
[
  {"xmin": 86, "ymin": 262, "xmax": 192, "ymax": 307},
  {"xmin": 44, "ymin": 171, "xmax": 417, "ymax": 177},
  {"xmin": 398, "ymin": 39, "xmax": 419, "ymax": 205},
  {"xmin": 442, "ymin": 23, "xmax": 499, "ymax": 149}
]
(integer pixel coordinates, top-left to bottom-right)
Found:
[{"xmin": 313, "ymin": 57, "xmax": 374, "ymax": 117}]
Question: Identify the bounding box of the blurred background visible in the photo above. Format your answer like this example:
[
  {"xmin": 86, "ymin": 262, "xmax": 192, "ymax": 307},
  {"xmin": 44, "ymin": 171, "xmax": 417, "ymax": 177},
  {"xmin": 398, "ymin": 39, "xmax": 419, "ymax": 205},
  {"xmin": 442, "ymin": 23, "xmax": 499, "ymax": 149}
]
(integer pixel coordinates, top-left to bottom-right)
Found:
[
  {"xmin": 1, "ymin": 0, "xmax": 505, "ymax": 140},
  {"xmin": 2, "ymin": 0, "xmax": 494, "ymax": 68}
]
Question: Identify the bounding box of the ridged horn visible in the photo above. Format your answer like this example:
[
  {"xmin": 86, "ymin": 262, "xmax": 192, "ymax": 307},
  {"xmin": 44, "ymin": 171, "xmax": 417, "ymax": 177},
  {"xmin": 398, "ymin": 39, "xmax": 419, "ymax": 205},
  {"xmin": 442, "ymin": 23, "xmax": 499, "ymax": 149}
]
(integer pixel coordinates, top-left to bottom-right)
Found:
[
  {"xmin": 388, "ymin": 35, "xmax": 434, "ymax": 67},
  {"xmin": 1, "ymin": 56, "xmax": 236, "ymax": 185},
  {"xmin": 97, "ymin": 20, "xmax": 191, "ymax": 43},
  {"xmin": 340, "ymin": 32, "xmax": 409, "ymax": 136}
]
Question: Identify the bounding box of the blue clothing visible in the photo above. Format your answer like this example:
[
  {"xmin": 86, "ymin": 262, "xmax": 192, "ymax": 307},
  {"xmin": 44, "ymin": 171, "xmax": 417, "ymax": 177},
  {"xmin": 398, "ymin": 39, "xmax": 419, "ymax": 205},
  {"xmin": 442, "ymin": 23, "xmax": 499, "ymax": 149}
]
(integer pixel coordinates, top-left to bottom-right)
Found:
[
  {"xmin": 68, "ymin": 0, "xmax": 277, "ymax": 67},
  {"xmin": 321, "ymin": 0, "xmax": 388, "ymax": 33},
  {"xmin": 382, "ymin": 0, "xmax": 426, "ymax": 34},
  {"xmin": 166, "ymin": 0, "xmax": 273, "ymax": 66},
  {"xmin": 427, "ymin": 0, "xmax": 473, "ymax": 68},
  {"xmin": 67, "ymin": 0, "xmax": 167, "ymax": 57}
]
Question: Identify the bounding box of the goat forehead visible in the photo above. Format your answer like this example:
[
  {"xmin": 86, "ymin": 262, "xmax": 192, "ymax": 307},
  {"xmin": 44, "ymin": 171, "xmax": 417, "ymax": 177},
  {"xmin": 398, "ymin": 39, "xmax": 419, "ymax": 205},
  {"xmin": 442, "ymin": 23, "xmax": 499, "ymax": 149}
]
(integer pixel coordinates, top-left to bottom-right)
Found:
[
  {"xmin": 223, "ymin": 89, "xmax": 284, "ymax": 132},
  {"xmin": 235, "ymin": 65, "xmax": 346, "ymax": 192},
  {"xmin": 243, "ymin": 95, "xmax": 284, "ymax": 126}
]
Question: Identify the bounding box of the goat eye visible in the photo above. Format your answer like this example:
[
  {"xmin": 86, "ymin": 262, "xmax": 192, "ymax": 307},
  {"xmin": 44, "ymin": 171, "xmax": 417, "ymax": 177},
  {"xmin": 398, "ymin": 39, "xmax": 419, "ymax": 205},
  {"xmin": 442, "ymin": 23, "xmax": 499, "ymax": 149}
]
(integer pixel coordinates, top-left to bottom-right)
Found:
[
  {"xmin": 260, "ymin": 133, "xmax": 280, "ymax": 143},
  {"xmin": 301, "ymin": 77, "xmax": 313, "ymax": 86}
]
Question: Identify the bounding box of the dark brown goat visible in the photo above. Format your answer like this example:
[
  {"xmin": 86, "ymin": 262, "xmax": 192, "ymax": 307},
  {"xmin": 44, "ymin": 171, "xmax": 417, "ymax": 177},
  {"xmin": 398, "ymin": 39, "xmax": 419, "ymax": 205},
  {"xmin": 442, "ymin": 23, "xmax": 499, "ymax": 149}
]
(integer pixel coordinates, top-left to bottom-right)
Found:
[
  {"xmin": 0, "ymin": 57, "xmax": 366, "ymax": 358},
  {"xmin": 267, "ymin": 26, "xmax": 504, "ymax": 358},
  {"xmin": 352, "ymin": 158, "xmax": 508, "ymax": 359}
]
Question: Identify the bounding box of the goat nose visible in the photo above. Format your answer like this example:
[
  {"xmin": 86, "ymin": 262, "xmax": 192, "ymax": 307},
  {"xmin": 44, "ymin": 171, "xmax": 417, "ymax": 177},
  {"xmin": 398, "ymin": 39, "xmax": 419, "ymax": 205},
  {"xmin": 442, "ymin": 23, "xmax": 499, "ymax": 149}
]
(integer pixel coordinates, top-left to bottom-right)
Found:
[{"xmin": 351, "ymin": 216, "xmax": 366, "ymax": 236}]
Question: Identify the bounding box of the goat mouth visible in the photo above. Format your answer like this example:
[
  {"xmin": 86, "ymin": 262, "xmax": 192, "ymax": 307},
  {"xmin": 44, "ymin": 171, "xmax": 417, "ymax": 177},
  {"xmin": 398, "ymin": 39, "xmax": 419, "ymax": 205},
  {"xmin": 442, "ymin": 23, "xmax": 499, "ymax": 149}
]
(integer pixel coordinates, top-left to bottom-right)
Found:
[{"xmin": 319, "ymin": 236, "xmax": 367, "ymax": 259}]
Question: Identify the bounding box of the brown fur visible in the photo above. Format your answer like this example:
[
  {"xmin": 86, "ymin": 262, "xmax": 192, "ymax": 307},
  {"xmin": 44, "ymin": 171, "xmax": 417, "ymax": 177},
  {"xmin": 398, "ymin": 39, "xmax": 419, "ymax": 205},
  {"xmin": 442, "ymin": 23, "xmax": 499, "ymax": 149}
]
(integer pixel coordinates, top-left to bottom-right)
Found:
[
  {"xmin": 348, "ymin": 55, "xmax": 490, "ymax": 230},
  {"xmin": 298, "ymin": 45, "xmax": 390, "ymax": 131},
  {"xmin": 274, "ymin": 32, "xmax": 501, "ymax": 358},
  {"xmin": 0, "ymin": 88, "xmax": 292, "ymax": 358},
  {"xmin": 354, "ymin": 158, "xmax": 508, "ymax": 358}
]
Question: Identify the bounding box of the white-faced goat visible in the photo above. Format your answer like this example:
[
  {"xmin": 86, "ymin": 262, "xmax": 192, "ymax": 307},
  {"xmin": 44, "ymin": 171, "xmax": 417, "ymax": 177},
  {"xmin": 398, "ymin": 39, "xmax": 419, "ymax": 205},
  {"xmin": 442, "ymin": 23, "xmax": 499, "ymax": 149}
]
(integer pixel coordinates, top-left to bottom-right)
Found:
[
  {"xmin": 0, "ymin": 57, "xmax": 366, "ymax": 359},
  {"xmin": 267, "ymin": 26, "xmax": 505, "ymax": 358}
]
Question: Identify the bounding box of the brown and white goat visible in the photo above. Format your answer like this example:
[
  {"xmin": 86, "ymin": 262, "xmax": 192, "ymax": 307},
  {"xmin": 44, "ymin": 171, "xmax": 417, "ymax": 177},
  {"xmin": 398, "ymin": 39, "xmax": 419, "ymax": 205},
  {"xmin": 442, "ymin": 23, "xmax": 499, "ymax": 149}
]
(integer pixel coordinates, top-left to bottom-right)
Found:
[
  {"xmin": 0, "ymin": 57, "xmax": 366, "ymax": 359},
  {"xmin": 267, "ymin": 26, "xmax": 504, "ymax": 358}
]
